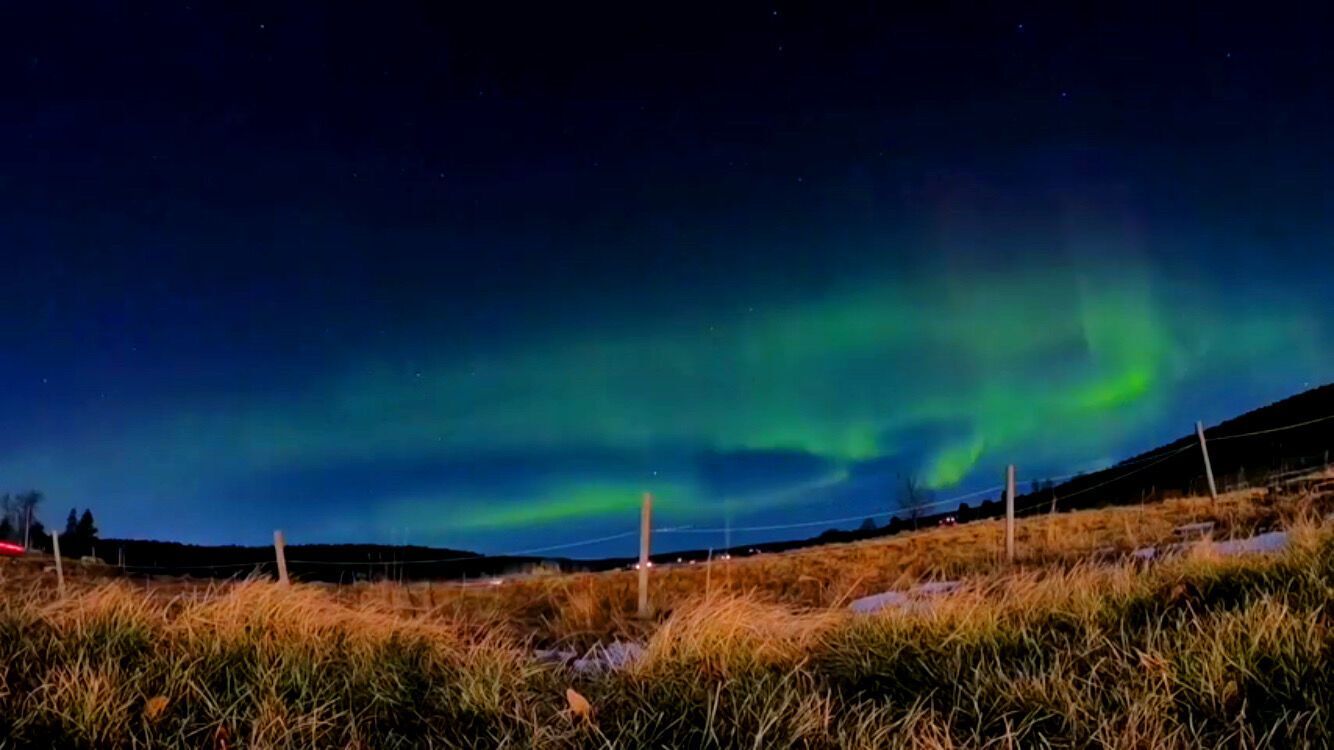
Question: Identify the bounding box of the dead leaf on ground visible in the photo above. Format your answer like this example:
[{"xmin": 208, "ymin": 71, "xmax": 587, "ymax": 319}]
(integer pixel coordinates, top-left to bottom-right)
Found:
[
  {"xmin": 566, "ymin": 687, "xmax": 593, "ymax": 721},
  {"xmin": 143, "ymin": 695, "xmax": 169, "ymax": 722}
]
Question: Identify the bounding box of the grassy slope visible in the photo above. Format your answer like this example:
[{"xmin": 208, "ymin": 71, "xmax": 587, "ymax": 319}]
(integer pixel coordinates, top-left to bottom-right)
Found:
[
  {"xmin": 1, "ymin": 482, "xmax": 1331, "ymax": 748},
  {"xmin": 349, "ymin": 482, "xmax": 1329, "ymax": 644}
]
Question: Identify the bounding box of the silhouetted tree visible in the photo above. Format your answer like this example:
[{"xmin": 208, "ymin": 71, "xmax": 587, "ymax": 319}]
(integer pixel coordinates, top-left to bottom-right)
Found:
[
  {"xmin": 77, "ymin": 509, "xmax": 97, "ymax": 541},
  {"xmin": 898, "ymin": 474, "xmax": 932, "ymax": 530},
  {"xmin": 0, "ymin": 517, "xmax": 12, "ymax": 541},
  {"xmin": 75, "ymin": 509, "xmax": 99, "ymax": 557},
  {"xmin": 59, "ymin": 507, "xmax": 99, "ymax": 557},
  {"xmin": 859, "ymin": 517, "xmax": 877, "ymax": 532}
]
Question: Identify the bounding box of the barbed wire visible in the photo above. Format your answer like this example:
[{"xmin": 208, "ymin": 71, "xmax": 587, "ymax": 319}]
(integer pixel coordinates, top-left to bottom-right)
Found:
[{"xmin": 1043, "ymin": 445, "xmax": 1197, "ymax": 502}]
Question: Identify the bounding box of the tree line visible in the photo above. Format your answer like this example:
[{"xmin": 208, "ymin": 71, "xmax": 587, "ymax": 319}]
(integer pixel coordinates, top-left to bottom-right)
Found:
[{"xmin": 0, "ymin": 491, "xmax": 101, "ymax": 558}]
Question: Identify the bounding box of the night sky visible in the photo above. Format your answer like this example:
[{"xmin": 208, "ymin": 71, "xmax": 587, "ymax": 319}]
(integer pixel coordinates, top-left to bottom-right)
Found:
[{"xmin": 2, "ymin": 2, "xmax": 1331, "ymax": 555}]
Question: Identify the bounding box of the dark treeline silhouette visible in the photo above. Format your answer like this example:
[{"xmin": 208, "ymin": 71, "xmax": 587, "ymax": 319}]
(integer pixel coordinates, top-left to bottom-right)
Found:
[
  {"xmin": 97, "ymin": 539, "xmax": 603, "ymax": 582},
  {"xmin": 40, "ymin": 382, "xmax": 1334, "ymax": 583}
]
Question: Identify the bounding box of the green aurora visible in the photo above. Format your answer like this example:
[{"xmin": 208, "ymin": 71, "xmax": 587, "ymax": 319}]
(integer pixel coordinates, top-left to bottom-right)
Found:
[{"xmin": 7, "ymin": 256, "xmax": 1321, "ymax": 547}]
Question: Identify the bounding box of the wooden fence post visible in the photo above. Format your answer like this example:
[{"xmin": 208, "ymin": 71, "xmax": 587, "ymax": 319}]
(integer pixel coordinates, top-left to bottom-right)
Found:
[
  {"xmin": 1005, "ymin": 464, "xmax": 1016, "ymax": 563},
  {"xmin": 1196, "ymin": 421, "xmax": 1218, "ymax": 502},
  {"xmin": 274, "ymin": 530, "xmax": 290, "ymax": 585},
  {"xmin": 704, "ymin": 547, "xmax": 713, "ymax": 597},
  {"xmin": 51, "ymin": 531, "xmax": 66, "ymax": 598},
  {"xmin": 638, "ymin": 492, "xmax": 653, "ymax": 618}
]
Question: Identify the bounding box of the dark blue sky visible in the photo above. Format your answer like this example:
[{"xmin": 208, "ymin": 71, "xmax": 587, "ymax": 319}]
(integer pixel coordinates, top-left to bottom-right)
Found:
[{"xmin": 2, "ymin": 1, "xmax": 1331, "ymax": 555}]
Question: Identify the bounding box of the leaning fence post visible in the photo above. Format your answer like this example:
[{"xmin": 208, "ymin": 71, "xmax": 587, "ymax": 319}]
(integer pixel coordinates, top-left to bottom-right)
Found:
[
  {"xmin": 637, "ymin": 492, "xmax": 653, "ymax": 618},
  {"xmin": 1196, "ymin": 421, "xmax": 1218, "ymax": 502},
  {"xmin": 274, "ymin": 530, "xmax": 290, "ymax": 585},
  {"xmin": 51, "ymin": 531, "xmax": 66, "ymax": 598}
]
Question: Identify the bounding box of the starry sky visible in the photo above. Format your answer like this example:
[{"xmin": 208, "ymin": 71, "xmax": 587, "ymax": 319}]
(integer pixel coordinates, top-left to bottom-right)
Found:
[{"xmin": 2, "ymin": 2, "xmax": 1332, "ymax": 555}]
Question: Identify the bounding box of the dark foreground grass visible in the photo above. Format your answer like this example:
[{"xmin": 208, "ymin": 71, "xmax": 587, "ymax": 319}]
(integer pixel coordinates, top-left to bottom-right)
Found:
[{"xmin": 1, "ymin": 525, "xmax": 1332, "ymax": 748}]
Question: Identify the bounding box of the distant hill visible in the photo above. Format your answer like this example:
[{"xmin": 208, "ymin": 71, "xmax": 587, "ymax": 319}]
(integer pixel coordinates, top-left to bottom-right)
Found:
[
  {"xmin": 1017, "ymin": 381, "xmax": 1334, "ymax": 514},
  {"xmin": 94, "ymin": 382, "xmax": 1333, "ymax": 581},
  {"xmin": 794, "ymin": 381, "xmax": 1334, "ymax": 550}
]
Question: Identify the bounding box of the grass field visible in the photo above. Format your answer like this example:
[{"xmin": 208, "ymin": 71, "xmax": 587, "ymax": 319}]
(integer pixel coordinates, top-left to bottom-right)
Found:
[
  {"xmin": 1, "ymin": 479, "xmax": 1331, "ymax": 748},
  {"xmin": 347, "ymin": 481, "xmax": 1330, "ymax": 644}
]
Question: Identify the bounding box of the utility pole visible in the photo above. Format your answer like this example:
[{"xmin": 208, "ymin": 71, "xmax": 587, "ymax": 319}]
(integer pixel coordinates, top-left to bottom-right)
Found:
[
  {"xmin": 23, "ymin": 505, "xmax": 31, "ymax": 550},
  {"xmin": 1196, "ymin": 421, "xmax": 1218, "ymax": 502},
  {"xmin": 637, "ymin": 492, "xmax": 653, "ymax": 618},
  {"xmin": 1005, "ymin": 464, "xmax": 1016, "ymax": 562}
]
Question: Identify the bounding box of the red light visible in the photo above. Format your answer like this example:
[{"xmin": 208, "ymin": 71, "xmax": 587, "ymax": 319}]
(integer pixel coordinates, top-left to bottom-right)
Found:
[{"xmin": 0, "ymin": 542, "xmax": 24, "ymax": 554}]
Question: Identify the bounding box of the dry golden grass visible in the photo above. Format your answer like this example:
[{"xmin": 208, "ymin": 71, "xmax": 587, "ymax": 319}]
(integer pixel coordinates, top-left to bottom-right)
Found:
[
  {"xmin": 1, "ymin": 481, "xmax": 1330, "ymax": 747},
  {"xmin": 329, "ymin": 483, "xmax": 1323, "ymax": 644}
]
